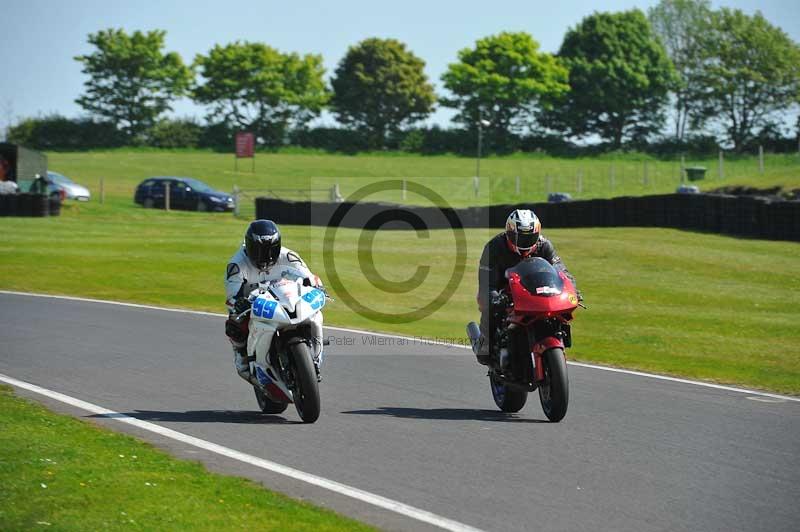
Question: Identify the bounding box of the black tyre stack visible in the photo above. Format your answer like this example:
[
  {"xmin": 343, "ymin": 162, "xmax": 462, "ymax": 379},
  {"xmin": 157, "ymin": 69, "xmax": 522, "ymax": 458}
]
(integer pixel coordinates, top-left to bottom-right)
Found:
[
  {"xmin": 254, "ymin": 194, "xmax": 800, "ymax": 242},
  {"xmin": 0, "ymin": 193, "xmax": 60, "ymax": 217},
  {"xmin": 31, "ymin": 194, "xmax": 49, "ymax": 216},
  {"xmin": 48, "ymin": 197, "xmax": 62, "ymax": 216}
]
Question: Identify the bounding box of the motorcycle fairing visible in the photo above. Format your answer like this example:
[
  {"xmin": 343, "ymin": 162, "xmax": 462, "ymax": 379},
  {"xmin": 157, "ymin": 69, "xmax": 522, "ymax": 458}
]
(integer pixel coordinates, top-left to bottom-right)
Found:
[
  {"xmin": 247, "ymin": 278, "xmax": 325, "ymax": 404},
  {"xmin": 507, "ymin": 270, "xmax": 578, "ymax": 315}
]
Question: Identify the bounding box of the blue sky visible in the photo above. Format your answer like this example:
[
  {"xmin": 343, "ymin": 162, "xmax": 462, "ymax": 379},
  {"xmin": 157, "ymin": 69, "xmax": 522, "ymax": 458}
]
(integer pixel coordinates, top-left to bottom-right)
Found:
[{"xmin": 1, "ymin": 0, "xmax": 798, "ymax": 132}]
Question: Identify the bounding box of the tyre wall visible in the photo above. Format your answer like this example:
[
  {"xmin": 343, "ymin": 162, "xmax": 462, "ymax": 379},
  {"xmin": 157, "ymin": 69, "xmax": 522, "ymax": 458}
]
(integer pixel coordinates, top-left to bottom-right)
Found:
[
  {"xmin": 0, "ymin": 194, "xmax": 61, "ymax": 217},
  {"xmin": 255, "ymin": 194, "xmax": 800, "ymax": 242}
]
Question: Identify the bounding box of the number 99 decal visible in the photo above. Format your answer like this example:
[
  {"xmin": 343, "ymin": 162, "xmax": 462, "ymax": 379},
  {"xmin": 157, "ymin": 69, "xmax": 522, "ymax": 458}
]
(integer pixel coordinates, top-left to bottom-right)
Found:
[
  {"xmin": 252, "ymin": 297, "xmax": 278, "ymax": 319},
  {"xmin": 302, "ymin": 289, "xmax": 325, "ymax": 310}
]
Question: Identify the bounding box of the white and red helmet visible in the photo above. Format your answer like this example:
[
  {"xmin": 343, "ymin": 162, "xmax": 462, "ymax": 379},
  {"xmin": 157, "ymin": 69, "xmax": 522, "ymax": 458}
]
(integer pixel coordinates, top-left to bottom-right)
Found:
[{"xmin": 505, "ymin": 209, "xmax": 541, "ymax": 256}]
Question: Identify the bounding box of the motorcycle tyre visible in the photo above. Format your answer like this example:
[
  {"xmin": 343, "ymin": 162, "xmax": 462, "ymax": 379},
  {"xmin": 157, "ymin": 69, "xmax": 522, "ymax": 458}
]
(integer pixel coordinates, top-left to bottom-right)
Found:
[
  {"xmin": 489, "ymin": 372, "xmax": 527, "ymax": 413},
  {"xmin": 290, "ymin": 341, "xmax": 321, "ymax": 423},
  {"xmin": 538, "ymin": 348, "xmax": 569, "ymax": 422}
]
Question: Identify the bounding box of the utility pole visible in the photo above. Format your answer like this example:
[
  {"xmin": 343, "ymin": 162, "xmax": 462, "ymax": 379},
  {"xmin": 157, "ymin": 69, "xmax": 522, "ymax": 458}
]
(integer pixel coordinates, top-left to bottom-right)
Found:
[{"xmin": 476, "ymin": 109, "xmax": 484, "ymax": 180}]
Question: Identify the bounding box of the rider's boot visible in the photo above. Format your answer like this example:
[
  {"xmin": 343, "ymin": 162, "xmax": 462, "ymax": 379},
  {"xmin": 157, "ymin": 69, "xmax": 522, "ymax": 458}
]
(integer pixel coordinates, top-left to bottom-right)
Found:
[
  {"xmin": 475, "ymin": 337, "xmax": 491, "ymax": 366},
  {"xmin": 476, "ymin": 312, "xmax": 493, "ymax": 366},
  {"xmin": 233, "ymin": 346, "xmax": 254, "ymax": 384}
]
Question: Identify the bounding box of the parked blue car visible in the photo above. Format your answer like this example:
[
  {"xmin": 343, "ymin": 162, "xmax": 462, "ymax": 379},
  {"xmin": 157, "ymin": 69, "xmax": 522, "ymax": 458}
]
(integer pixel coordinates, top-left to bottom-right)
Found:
[{"xmin": 134, "ymin": 177, "xmax": 234, "ymax": 212}]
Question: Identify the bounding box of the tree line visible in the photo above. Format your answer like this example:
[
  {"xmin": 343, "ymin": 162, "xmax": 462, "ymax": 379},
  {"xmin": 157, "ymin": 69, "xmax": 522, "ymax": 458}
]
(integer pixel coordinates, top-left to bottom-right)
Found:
[{"xmin": 9, "ymin": 0, "xmax": 800, "ymax": 155}]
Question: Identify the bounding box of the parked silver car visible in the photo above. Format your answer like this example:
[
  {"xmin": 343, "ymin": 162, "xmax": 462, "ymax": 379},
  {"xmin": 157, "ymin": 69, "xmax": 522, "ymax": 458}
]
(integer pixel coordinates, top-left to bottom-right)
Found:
[{"xmin": 47, "ymin": 171, "xmax": 91, "ymax": 201}]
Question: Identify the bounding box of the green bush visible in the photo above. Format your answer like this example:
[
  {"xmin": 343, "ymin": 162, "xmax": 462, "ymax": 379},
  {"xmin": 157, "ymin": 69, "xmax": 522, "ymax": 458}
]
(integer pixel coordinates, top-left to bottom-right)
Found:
[
  {"xmin": 399, "ymin": 130, "xmax": 425, "ymax": 152},
  {"xmin": 197, "ymin": 122, "xmax": 234, "ymax": 151},
  {"xmin": 147, "ymin": 118, "xmax": 202, "ymax": 148},
  {"xmin": 289, "ymin": 127, "xmax": 368, "ymax": 154}
]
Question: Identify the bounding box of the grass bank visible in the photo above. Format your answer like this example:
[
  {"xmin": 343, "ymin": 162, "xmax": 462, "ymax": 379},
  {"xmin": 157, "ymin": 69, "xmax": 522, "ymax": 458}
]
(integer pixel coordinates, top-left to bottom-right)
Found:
[
  {"xmin": 0, "ymin": 385, "xmax": 375, "ymax": 531},
  {"xmin": 44, "ymin": 150, "xmax": 800, "ymax": 216},
  {"xmin": 1, "ymin": 203, "xmax": 798, "ymax": 394}
]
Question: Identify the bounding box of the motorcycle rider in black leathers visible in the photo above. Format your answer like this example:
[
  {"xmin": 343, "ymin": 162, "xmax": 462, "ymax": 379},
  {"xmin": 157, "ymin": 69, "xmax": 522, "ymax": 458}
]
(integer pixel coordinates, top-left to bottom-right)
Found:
[{"xmin": 476, "ymin": 209, "xmax": 579, "ymax": 365}]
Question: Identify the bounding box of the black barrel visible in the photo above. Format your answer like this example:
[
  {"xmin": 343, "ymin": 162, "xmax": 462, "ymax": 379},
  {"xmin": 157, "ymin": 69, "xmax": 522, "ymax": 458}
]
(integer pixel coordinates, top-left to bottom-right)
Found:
[
  {"xmin": 48, "ymin": 197, "xmax": 62, "ymax": 217},
  {"xmin": 31, "ymin": 194, "xmax": 49, "ymax": 217},
  {"xmin": 16, "ymin": 193, "xmax": 33, "ymax": 216}
]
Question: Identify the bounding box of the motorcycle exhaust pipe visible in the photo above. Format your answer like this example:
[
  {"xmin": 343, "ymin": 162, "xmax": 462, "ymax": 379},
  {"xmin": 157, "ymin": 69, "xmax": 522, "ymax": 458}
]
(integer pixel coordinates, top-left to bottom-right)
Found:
[{"xmin": 466, "ymin": 322, "xmax": 482, "ymax": 355}]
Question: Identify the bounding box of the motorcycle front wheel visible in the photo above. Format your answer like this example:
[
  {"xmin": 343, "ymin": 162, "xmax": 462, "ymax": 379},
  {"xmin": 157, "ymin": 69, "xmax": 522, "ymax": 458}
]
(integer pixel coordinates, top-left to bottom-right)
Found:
[
  {"xmin": 489, "ymin": 372, "xmax": 527, "ymax": 413},
  {"xmin": 538, "ymin": 348, "xmax": 569, "ymax": 422},
  {"xmin": 253, "ymin": 386, "xmax": 289, "ymax": 415},
  {"xmin": 289, "ymin": 341, "xmax": 320, "ymax": 423}
]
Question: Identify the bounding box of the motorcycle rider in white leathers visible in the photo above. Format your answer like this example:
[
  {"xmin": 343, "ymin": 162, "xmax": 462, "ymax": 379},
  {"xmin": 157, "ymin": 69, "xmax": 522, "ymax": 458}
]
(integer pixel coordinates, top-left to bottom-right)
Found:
[{"xmin": 224, "ymin": 219, "xmax": 324, "ymax": 384}]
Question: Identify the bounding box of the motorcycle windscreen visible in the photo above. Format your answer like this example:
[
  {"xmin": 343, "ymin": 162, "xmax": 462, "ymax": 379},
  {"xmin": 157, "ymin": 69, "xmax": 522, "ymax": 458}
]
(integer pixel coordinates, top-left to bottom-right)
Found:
[{"xmin": 506, "ymin": 257, "xmax": 564, "ymax": 296}]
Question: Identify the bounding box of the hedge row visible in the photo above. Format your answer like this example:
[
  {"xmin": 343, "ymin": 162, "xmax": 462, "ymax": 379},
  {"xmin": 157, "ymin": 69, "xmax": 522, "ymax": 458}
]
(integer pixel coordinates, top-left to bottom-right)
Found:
[{"xmin": 9, "ymin": 115, "xmax": 798, "ymax": 155}]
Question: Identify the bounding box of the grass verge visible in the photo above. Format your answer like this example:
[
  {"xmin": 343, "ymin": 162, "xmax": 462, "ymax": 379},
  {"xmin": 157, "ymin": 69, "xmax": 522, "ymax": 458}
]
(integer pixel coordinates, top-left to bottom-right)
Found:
[{"xmin": 0, "ymin": 385, "xmax": 375, "ymax": 531}]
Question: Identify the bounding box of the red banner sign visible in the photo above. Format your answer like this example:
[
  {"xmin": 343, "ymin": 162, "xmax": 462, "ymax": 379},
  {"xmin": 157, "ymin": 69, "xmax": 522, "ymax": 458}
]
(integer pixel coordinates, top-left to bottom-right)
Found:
[{"xmin": 235, "ymin": 132, "xmax": 255, "ymax": 158}]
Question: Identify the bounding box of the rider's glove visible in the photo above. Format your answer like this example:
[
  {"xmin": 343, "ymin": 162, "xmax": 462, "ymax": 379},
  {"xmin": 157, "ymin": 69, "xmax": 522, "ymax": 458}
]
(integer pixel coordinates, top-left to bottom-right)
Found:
[
  {"xmin": 234, "ymin": 296, "xmax": 252, "ymax": 314},
  {"xmin": 577, "ymin": 290, "xmax": 584, "ymax": 303},
  {"xmin": 303, "ymin": 275, "xmax": 323, "ymax": 288},
  {"xmin": 490, "ymin": 290, "xmax": 508, "ymax": 309}
]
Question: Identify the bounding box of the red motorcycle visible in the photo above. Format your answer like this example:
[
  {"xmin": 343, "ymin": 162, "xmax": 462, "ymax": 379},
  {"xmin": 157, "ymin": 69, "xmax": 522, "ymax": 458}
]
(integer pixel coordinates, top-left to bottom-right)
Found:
[{"xmin": 467, "ymin": 257, "xmax": 581, "ymax": 422}]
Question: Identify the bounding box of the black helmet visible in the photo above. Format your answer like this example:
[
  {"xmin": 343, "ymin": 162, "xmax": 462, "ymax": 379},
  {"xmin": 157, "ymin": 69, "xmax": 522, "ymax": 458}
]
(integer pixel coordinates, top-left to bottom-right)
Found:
[{"xmin": 244, "ymin": 220, "xmax": 281, "ymax": 271}]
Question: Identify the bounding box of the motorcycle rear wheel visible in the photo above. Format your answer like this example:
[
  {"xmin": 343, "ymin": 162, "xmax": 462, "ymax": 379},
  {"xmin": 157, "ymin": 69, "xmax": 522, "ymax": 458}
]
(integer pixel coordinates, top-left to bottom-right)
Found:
[
  {"xmin": 289, "ymin": 341, "xmax": 320, "ymax": 423},
  {"xmin": 489, "ymin": 373, "xmax": 527, "ymax": 413},
  {"xmin": 538, "ymin": 348, "xmax": 569, "ymax": 422},
  {"xmin": 253, "ymin": 387, "xmax": 288, "ymax": 415}
]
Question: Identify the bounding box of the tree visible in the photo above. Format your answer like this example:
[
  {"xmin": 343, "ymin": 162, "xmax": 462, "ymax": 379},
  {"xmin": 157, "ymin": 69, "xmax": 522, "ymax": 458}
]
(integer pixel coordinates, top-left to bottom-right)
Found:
[
  {"xmin": 193, "ymin": 42, "xmax": 328, "ymax": 147},
  {"xmin": 441, "ymin": 32, "xmax": 569, "ymax": 152},
  {"xmin": 648, "ymin": 0, "xmax": 712, "ymax": 140},
  {"xmin": 331, "ymin": 38, "xmax": 435, "ymax": 149},
  {"xmin": 1, "ymin": 98, "xmax": 14, "ymax": 141},
  {"xmin": 694, "ymin": 9, "xmax": 800, "ymax": 151},
  {"xmin": 547, "ymin": 10, "xmax": 675, "ymax": 148},
  {"xmin": 75, "ymin": 29, "xmax": 192, "ymax": 140}
]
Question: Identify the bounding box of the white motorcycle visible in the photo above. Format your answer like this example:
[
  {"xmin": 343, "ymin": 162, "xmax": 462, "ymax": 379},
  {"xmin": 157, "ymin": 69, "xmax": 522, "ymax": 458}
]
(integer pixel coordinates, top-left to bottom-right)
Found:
[{"xmin": 234, "ymin": 272, "xmax": 329, "ymax": 423}]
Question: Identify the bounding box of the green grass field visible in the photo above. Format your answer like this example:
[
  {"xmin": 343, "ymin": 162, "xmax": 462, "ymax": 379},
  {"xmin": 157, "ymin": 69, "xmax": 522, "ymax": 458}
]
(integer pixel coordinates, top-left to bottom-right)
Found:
[
  {"xmin": 1, "ymin": 200, "xmax": 798, "ymax": 394},
  {"xmin": 0, "ymin": 385, "xmax": 375, "ymax": 531},
  {"xmin": 43, "ymin": 149, "xmax": 800, "ymax": 218}
]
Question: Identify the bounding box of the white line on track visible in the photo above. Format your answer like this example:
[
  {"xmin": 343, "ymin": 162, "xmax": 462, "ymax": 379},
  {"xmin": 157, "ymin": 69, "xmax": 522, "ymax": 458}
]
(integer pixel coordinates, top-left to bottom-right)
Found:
[
  {"xmin": 0, "ymin": 373, "xmax": 484, "ymax": 532},
  {"xmin": 2, "ymin": 289, "xmax": 798, "ymax": 403}
]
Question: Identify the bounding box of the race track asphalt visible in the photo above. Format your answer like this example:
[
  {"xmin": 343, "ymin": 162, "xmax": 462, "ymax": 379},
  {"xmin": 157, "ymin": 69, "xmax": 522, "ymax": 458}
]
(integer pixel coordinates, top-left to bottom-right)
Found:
[{"xmin": 1, "ymin": 292, "xmax": 798, "ymax": 532}]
